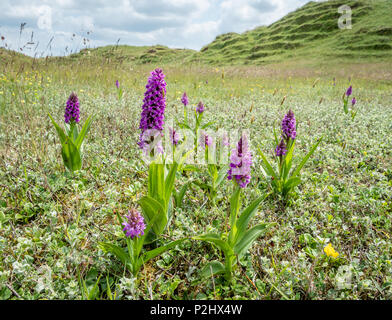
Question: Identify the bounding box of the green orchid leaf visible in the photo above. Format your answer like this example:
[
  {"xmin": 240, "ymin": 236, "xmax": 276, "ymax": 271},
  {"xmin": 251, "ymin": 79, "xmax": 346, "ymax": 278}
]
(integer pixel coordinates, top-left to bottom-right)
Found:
[
  {"xmin": 148, "ymin": 163, "xmax": 165, "ymax": 201},
  {"xmin": 138, "ymin": 195, "xmax": 166, "ymax": 237},
  {"xmin": 232, "ymin": 195, "xmax": 266, "ymax": 245},
  {"xmin": 164, "ymin": 162, "xmax": 178, "ymax": 205},
  {"xmin": 343, "ymin": 99, "xmax": 349, "ymax": 114},
  {"xmin": 214, "ymin": 165, "xmax": 228, "ymax": 188},
  {"xmin": 66, "ymin": 122, "xmax": 78, "ymax": 142},
  {"xmin": 282, "ymin": 140, "xmax": 295, "ymax": 181},
  {"xmin": 258, "ymin": 147, "xmax": 278, "ymax": 180},
  {"xmin": 177, "ymin": 122, "xmax": 192, "ymax": 130},
  {"xmin": 234, "ymin": 223, "xmax": 270, "ymax": 258},
  {"xmin": 61, "ymin": 136, "xmax": 82, "ymax": 172},
  {"xmin": 208, "ymin": 164, "xmax": 218, "ymax": 182},
  {"xmin": 193, "ymin": 233, "xmax": 232, "ymax": 254},
  {"xmin": 283, "ymin": 176, "xmax": 302, "ymax": 195},
  {"xmin": 99, "ymin": 242, "xmax": 131, "ymax": 269},
  {"xmin": 200, "ymin": 261, "xmax": 226, "ymax": 278},
  {"xmin": 48, "ymin": 113, "xmax": 67, "ymax": 144},
  {"xmin": 174, "ymin": 182, "xmax": 189, "ymax": 208},
  {"xmin": 142, "ymin": 238, "xmax": 188, "ymax": 264},
  {"xmin": 201, "ymin": 121, "xmax": 215, "ymax": 129},
  {"xmin": 75, "ymin": 115, "xmax": 93, "ymax": 150},
  {"xmin": 291, "ymin": 137, "xmax": 322, "ymax": 178}
]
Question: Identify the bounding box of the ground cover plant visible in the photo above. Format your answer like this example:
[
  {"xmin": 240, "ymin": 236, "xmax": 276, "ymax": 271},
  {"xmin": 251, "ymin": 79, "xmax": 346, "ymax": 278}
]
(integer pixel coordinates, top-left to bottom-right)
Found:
[
  {"xmin": 0, "ymin": 0, "xmax": 392, "ymax": 300},
  {"xmin": 1, "ymin": 58, "xmax": 391, "ymax": 300}
]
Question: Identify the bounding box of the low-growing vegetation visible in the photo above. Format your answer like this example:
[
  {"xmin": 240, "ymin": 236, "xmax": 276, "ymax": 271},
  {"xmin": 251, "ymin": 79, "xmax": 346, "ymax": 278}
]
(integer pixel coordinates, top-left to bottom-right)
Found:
[{"xmin": 1, "ymin": 57, "xmax": 391, "ymax": 300}]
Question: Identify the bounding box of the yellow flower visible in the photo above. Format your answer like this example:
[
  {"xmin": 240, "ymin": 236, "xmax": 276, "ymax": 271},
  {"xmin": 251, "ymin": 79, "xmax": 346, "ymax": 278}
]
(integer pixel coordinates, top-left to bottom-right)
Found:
[{"xmin": 324, "ymin": 243, "xmax": 339, "ymax": 258}]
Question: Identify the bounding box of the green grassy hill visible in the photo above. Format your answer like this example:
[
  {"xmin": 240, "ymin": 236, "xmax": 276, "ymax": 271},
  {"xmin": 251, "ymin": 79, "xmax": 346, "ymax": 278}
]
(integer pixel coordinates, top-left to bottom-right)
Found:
[
  {"xmin": 1, "ymin": 0, "xmax": 391, "ymax": 67},
  {"xmin": 195, "ymin": 0, "xmax": 392, "ymax": 65},
  {"xmin": 67, "ymin": 45, "xmax": 196, "ymax": 65},
  {"xmin": 0, "ymin": 47, "xmax": 32, "ymax": 66}
]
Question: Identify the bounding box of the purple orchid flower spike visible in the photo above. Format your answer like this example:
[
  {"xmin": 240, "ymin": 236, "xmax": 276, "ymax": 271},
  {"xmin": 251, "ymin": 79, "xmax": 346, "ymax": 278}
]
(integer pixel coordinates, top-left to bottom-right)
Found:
[
  {"xmin": 138, "ymin": 68, "xmax": 167, "ymax": 149},
  {"xmin": 122, "ymin": 209, "xmax": 146, "ymax": 239},
  {"xmin": 64, "ymin": 92, "xmax": 80, "ymax": 124},
  {"xmin": 227, "ymin": 134, "xmax": 252, "ymax": 188},
  {"xmin": 181, "ymin": 92, "xmax": 188, "ymax": 106},
  {"xmin": 196, "ymin": 101, "xmax": 205, "ymax": 114},
  {"xmin": 346, "ymin": 85, "xmax": 352, "ymax": 97}
]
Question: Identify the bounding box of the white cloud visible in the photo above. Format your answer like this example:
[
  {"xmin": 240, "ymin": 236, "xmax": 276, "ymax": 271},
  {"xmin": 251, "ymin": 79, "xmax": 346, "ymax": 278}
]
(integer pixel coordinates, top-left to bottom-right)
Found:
[{"xmin": 37, "ymin": 6, "xmax": 52, "ymax": 31}]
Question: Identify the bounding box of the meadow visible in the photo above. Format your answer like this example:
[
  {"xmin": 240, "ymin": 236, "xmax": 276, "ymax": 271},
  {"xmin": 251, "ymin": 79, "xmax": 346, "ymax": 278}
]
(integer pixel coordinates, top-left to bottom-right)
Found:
[{"xmin": 0, "ymin": 54, "xmax": 392, "ymax": 300}]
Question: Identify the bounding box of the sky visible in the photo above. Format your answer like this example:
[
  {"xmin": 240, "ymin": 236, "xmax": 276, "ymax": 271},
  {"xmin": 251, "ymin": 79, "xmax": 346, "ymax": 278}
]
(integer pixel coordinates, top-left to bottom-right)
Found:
[{"xmin": 0, "ymin": 0, "xmax": 311, "ymax": 57}]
